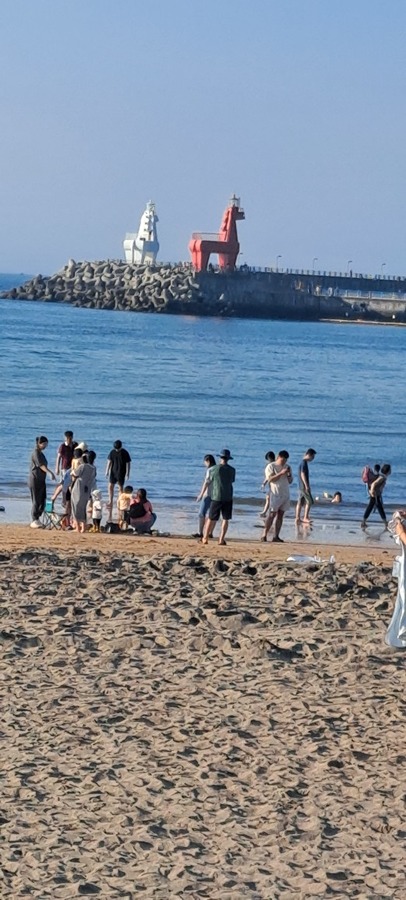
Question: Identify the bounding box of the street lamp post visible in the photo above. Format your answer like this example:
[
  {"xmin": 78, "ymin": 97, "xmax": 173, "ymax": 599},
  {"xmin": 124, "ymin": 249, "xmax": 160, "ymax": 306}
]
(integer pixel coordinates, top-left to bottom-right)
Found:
[
  {"xmin": 312, "ymin": 257, "xmax": 318, "ymax": 271},
  {"xmin": 381, "ymin": 262, "xmax": 386, "ymax": 277},
  {"xmin": 347, "ymin": 259, "xmax": 353, "ymax": 274},
  {"xmin": 276, "ymin": 255, "xmax": 282, "ymax": 270}
]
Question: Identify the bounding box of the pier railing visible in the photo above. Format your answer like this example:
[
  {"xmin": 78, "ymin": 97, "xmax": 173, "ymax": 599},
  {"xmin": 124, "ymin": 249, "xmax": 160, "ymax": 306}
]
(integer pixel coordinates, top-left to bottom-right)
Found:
[{"xmin": 109, "ymin": 257, "xmax": 406, "ymax": 282}]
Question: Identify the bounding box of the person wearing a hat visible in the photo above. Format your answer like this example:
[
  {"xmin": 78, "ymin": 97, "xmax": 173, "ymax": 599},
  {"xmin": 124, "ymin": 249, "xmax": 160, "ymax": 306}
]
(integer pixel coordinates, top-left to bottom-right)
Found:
[{"xmin": 202, "ymin": 449, "xmax": 235, "ymax": 546}]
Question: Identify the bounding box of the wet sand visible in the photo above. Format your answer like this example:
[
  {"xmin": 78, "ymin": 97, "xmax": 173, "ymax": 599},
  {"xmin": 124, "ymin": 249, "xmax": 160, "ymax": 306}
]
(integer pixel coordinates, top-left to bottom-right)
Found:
[{"xmin": 2, "ymin": 526, "xmax": 405, "ymax": 899}]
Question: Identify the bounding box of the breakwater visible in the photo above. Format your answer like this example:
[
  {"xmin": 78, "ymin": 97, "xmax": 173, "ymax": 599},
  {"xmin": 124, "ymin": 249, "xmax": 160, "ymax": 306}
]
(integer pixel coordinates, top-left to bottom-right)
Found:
[{"xmin": 3, "ymin": 259, "xmax": 406, "ymax": 322}]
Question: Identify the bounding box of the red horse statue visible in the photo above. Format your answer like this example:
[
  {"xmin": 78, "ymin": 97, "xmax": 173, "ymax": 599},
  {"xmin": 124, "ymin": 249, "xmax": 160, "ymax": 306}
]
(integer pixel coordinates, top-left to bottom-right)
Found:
[{"xmin": 189, "ymin": 196, "xmax": 245, "ymax": 271}]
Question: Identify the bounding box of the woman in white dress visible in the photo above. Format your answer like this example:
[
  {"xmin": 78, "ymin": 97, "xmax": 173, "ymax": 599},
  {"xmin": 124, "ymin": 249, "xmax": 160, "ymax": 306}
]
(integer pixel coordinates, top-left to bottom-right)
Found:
[{"xmin": 386, "ymin": 513, "xmax": 406, "ymax": 648}]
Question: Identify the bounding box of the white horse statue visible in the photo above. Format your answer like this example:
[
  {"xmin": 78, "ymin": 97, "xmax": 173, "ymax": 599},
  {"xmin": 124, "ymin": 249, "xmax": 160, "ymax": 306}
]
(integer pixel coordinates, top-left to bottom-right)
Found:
[{"xmin": 123, "ymin": 201, "xmax": 159, "ymax": 265}]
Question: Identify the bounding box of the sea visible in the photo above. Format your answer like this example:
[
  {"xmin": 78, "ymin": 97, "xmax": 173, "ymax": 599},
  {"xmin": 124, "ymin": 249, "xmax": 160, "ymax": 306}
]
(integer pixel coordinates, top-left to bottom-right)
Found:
[{"xmin": 1, "ymin": 273, "xmax": 404, "ymax": 545}]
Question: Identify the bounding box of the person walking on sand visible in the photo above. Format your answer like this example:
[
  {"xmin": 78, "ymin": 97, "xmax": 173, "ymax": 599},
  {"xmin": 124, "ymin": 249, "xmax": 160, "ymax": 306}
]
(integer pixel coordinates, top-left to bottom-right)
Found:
[
  {"xmin": 105, "ymin": 439, "xmax": 131, "ymax": 515},
  {"xmin": 296, "ymin": 448, "xmax": 316, "ymax": 525},
  {"xmin": 362, "ymin": 463, "xmax": 391, "ymax": 527},
  {"xmin": 202, "ymin": 449, "xmax": 236, "ymax": 546},
  {"xmin": 29, "ymin": 435, "xmax": 56, "ymax": 528},
  {"xmin": 261, "ymin": 450, "xmax": 293, "ymax": 543}
]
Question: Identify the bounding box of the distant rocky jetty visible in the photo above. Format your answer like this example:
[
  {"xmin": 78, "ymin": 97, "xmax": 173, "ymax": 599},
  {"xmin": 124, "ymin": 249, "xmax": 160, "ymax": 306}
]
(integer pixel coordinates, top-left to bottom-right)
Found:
[
  {"xmin": 3, "ymin": 258, "xmax": 406, "ymax": 323},
  {"xmin": 1, "ymin": 259, "xmax": 227, "ymax": 316}
]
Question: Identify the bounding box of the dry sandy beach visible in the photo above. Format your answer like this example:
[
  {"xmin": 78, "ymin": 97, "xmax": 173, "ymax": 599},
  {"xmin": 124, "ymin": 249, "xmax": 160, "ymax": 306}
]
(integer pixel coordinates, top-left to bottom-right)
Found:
[{"xmin": 1, "ymin": 526, "xmax": 405, "ymax": 899}]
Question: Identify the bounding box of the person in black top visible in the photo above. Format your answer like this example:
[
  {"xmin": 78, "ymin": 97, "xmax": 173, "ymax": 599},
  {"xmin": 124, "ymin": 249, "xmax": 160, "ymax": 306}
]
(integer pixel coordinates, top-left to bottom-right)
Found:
[
  {"xmin": 362, "ymin": 463, "xmax": 391, "ymax": 527},
  {"xmin": 29, "ymin": 435, "xmax": 56, "ymax": 528},
  {"xmin": 105, "ymin": 439, "xmax": 131, "ymax": 515}
]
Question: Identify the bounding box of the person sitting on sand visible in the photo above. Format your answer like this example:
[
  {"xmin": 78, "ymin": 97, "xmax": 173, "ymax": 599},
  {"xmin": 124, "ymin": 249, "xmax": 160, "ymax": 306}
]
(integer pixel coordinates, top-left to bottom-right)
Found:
[
  {"xmin": 261, "ymin": 450, "xmax": 293, "ymax": 543},
  {"xmin": 295, "ymin": 449, "xmax": 316, "ymax": 525},
  {"xmin": 128, "ymin": 488, "xmax": 156, "ymax": 534},
  {"xmin": 195, "ymin": 454, "xmax": 216, "ymax": 538},
  {"xmin": 260, "ymin": 450, "xmax": 275, "ymax": 518}
]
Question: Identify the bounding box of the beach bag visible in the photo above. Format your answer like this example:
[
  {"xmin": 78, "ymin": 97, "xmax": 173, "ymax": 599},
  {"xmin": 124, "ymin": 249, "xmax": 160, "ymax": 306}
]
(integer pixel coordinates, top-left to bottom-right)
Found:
[{"xmin": 105, "ymin": 521, "xmax": 120, "ymax": 534}]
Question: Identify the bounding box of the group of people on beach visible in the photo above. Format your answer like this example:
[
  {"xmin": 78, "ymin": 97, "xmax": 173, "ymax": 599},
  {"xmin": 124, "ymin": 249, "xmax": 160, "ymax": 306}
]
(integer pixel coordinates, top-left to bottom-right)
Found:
[
  {"xmin": 29, "ymin": 432, "xmax": 156, "ymax": 534},
  {"xmin": 29, "ymin": 430, "xmax": 392, "ymax": 542},
  {"xmin": 194, "ymin": 446, "xmax": 392, "ymax": 544},
  {"xmin": 195, "ymin": 446, "xmax": 337, "ymax": 544}
]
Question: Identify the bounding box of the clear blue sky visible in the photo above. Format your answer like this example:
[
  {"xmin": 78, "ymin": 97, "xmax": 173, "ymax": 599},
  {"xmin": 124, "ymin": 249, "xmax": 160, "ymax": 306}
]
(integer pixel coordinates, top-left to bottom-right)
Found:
[{"xmin": 1, "ymin": 0, "xmax": 405, "ymax": 275}]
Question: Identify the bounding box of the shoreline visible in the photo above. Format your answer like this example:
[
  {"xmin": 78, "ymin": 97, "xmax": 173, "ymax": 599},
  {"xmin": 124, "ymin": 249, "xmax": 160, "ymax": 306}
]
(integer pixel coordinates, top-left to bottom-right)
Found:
[
  {"xmin": 0, "ymin": 496, "xmax": 396, "ymax": 550},
  {"xmin": 0, "ymin": 523, "xmax": 396, "ymax": 565}
]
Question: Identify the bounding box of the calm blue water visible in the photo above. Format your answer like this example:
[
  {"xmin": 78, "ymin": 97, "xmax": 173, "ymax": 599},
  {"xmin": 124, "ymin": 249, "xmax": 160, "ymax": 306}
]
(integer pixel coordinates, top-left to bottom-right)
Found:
[{"xmin": 0, "ymin": 274, "xmax": 404, "ymax": 538}]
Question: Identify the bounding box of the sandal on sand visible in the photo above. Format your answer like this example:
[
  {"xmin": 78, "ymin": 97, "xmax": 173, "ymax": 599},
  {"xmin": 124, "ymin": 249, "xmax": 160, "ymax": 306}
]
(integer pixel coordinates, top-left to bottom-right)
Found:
[{"xmin": 218, "ymin": 540, "xmax": 227, "ymax": 546}]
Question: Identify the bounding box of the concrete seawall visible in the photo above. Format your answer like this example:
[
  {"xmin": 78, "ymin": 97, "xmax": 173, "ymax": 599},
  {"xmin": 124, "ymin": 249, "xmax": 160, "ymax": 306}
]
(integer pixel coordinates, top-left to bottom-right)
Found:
[{"xmin": 2, "ymin": 260, "xmax": 406, "ymax": 323}]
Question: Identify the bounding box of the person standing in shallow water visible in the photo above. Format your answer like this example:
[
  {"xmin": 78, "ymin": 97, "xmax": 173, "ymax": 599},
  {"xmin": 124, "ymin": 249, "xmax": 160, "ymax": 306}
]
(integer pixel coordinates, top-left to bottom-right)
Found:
[
  {"xmin": 261, "ymin": 450, "xmax": 293, "ymax": 543},
  {"xmin": 296, "ymin": 448, "xmax": 316, "ymax": 525},
  {"xmin": 29, "ymin": 436, "xmax": 56, "ymax": 528},
  {"xmin": 202, "ymin": 450, "xmax": 236, "ymax": 546},
  {"xmin": 362, "ymin": 463, "xmax": 391, "ymax": 527},
  {"xmin": 105, "ymin": 439, "xmax": 131, "ymax": 516}
]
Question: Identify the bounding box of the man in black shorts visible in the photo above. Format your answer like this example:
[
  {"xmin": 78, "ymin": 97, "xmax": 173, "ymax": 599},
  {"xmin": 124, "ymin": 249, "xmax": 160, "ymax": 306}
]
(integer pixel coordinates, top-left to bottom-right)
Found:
[
  {"xmin": 105, "ymin": 440, "xmax": 131, "ymax": 515},
  {"xmin": 202, "ymin": 449, "xmax": 235, "ymax": 546}
]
